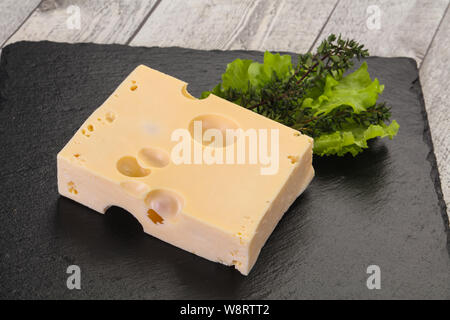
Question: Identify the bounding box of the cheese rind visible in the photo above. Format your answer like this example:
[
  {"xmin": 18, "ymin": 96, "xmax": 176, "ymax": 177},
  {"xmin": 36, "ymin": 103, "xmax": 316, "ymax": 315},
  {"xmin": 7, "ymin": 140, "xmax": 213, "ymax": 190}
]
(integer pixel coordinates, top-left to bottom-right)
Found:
[{"xmin": 57, "ymin": 65, "xmax": 314, "ymax": 275}]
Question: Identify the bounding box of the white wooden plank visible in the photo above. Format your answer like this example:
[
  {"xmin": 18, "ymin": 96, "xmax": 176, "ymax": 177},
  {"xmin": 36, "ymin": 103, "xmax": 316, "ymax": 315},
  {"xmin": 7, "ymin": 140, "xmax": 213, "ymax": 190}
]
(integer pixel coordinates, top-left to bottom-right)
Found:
[
  {"xmin": 420, "ymin": 7, "xmax": 450, "ymax": 215},
  {"xmin": 0, "ymin": 0, "xmax": 41, "ymax": 47},
  {"xmin": 130, "ymin": 0, "xmax": 338, "ymax": 53},
  {"xmin": 6, "ymin": 0, "xmax": 158, "ymax": 45},
  {"xmin": 131, "ymin": 0, "xmax": 263, "ymax": 50},
  {"xmin": 314, "ymin": 0, "xmax": 449, "ymax": 65},
  {"xmin": 227, "ymin": 0, "xmax": 339, "ymax": 52}
]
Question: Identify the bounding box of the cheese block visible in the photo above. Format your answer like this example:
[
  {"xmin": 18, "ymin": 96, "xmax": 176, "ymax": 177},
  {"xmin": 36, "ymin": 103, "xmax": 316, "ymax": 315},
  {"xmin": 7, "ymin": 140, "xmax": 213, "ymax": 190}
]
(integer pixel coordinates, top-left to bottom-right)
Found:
[{"xmin": 57, "ymin": 65, "xmax": 314, "ymax": 275}]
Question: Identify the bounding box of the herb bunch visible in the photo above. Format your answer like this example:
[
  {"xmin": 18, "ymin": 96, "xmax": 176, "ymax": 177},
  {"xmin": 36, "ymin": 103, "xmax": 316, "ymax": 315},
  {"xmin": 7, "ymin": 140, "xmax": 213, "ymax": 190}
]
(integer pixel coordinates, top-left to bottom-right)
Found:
[{"xmin": 202, "ymin": 34, "xmax": 399, "ymax": 156}]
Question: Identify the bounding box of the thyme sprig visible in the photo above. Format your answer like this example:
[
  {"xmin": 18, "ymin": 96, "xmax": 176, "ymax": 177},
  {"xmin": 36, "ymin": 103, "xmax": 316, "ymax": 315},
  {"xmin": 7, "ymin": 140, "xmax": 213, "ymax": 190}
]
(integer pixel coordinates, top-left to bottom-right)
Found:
[{"xmin": 292, "ymin": 103, "xmax": 392, "ymax": 136}]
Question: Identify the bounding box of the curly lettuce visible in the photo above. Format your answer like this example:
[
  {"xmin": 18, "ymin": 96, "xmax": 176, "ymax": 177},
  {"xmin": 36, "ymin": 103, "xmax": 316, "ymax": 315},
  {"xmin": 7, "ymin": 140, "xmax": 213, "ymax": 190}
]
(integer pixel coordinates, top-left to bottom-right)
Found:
[
  {"xmin": 313, "ymin": 121, "xmax": 400, "ymax": 156},
  {"xmin": 302, "ymin": 62, "xmax": 384, "ymax": 115}
]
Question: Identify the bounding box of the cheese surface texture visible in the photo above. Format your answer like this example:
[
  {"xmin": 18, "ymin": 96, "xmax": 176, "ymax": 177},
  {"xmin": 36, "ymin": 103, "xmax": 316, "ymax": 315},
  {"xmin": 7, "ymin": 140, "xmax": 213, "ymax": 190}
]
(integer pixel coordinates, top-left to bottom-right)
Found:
[{"xmin": 57, "ymin": 65, "xmax": 314, "ymax": 275}]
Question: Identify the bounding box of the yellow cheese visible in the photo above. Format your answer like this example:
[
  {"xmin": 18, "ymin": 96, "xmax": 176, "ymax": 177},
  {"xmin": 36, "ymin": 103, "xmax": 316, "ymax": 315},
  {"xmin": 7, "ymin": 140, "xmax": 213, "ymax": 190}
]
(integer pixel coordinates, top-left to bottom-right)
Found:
[{"xmin": 57, "ymin": 65, "xmax": 314, "ymax": 275}]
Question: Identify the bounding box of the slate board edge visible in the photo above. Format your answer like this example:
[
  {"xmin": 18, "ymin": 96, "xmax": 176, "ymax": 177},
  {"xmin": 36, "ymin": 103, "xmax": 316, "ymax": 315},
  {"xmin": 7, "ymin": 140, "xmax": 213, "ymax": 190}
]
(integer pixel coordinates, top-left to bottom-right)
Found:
[{"xmin": 412, "ymin": 73, "xmax": 450, "ymax": 233}]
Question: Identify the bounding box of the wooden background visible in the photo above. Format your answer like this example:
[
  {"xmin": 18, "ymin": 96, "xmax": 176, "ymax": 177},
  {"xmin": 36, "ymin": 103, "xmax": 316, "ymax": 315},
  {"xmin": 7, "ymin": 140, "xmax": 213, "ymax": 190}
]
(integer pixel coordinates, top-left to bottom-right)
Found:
[{"xmin": 1, "ymin": 0, "xmax": 449, "ymax": 214}]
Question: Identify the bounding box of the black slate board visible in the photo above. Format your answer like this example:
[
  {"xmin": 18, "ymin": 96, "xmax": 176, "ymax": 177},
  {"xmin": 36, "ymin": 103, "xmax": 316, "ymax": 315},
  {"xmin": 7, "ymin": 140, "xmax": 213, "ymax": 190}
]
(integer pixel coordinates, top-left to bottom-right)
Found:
[{"xmin": 0, "ymin": 41, "xmax": 448, "ymax": 299}]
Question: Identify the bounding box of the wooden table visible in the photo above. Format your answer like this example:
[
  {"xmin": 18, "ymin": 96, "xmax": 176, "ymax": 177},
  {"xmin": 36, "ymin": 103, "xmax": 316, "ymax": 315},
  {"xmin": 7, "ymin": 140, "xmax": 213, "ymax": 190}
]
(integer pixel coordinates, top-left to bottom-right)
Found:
[{"xmin": 1, "ymin": 0, "xmax": 449, "ymax": 215}]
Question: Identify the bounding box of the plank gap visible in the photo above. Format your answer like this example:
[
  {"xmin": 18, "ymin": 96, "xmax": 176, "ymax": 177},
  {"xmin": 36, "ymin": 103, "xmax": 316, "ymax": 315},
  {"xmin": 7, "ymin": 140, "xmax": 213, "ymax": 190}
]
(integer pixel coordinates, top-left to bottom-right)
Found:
[
  {"xmin": 419, "ymin": 1, "xmax": 450, "ymax": 71},
  {"xmin": 125, "ymin": 0, "xmax": 163, "ymax": 45},
  {"xmin": 307, "ymin": 0, "xmax": 341, "ymax": 53}
]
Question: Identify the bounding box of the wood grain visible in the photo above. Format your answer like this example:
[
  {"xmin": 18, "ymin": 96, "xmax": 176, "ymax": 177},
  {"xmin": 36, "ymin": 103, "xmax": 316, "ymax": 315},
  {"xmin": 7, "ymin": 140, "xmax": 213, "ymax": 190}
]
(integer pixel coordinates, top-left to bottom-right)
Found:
[
  {"xmin": 420, "ymin": 6, "xmax": 450, "ymax": 213},
  {"xmin": 130, "ymin": 0, "xmax": 338, "ymax": 53},
  {"xmin": 0, "ymin": 0, "xmax": 40, "ymax": 47},
  {"xmin": 6, "ymin": 0, "xmax": 158, "ymax": 45},
  {"xmin": 314, "ymin": 0, "xmax": 449, "ymax": 65}
]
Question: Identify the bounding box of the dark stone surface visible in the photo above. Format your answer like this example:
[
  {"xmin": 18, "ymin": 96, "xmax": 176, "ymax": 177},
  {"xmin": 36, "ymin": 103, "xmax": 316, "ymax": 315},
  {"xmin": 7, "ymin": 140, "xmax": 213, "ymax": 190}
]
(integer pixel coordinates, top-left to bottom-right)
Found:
[{"xmin": 0, "ymin": 41, "xmax": 448, "ymax": 299}]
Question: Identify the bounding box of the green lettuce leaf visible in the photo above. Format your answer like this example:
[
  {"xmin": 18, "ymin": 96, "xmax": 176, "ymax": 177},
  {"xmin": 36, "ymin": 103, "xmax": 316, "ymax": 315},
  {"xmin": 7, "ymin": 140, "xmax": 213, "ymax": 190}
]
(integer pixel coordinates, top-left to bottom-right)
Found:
[
  {"xmin": 201, "ymin": 51, "xmax": 292, "ymax": 98},
  {"xmin": 313, "ymin": 120, "xmax": 399, "ymax": 156},
  {"xmin": 302, "ymin": 62, "xmax": 384, "ymax": 115},
  {"xmin": 221, "ymin": 59, "xmax": 253, "ymax": 91},
  {"xmin": 247, "ymin": 51, "xmax": 292, "ymax": 88}
]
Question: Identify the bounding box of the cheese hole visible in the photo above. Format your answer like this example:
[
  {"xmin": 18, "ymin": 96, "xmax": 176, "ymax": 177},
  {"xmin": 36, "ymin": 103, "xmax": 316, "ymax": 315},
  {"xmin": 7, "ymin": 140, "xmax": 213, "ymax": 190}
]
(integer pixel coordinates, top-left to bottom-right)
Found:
[
  {"xmin": 116, "ymin": 156, "xmax": 150, "ymax": 177},
  {"xmin": 232, "ymin": 260, "xmax": 242, "ymax": 267},
  {"xmin": 105, "ymin": 111, "xmax": 116, "ymax": 123},
  {"xmin": 120, "ymin": 181, "xmax": 150, "ymax": 198},
  {"xmin": 138, "ymin": 147, "xmax": 169, "ymax": 168},
  {"xmin": 147, "ymin": 209, "xmax": 164, "ymax": 225},
  {"xmin": 287, "ymin": 155, "xmax": 299, "ymax": 164},
  {"xmin": 67, "ymin": 181, "xmax": 78, "ymax": 194},
  {"xmin": 130, "ymin": 85, "xmax": 138, "ymax": 91},
  {"xmin": 188, "ymin": 114, "xmax": 239, "ymax": 148},
  {"xmin": 181, "ymin": 85, "xmax": 197, "ymax": 100},
  {"xmin": 104, "ymin": 206, "xmax": 144, "ymax": 236},
  {"xmin": 145, "ymin": 189, "xmax": 183, "ymax": 221},
  {"xmin": 81, "ymin": 129, "xmax": 90, "ymax": 137},
  {"xmin": 87, "ymin": 124, "xmax": 94, "ymax": 132}
]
